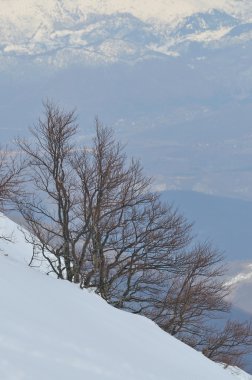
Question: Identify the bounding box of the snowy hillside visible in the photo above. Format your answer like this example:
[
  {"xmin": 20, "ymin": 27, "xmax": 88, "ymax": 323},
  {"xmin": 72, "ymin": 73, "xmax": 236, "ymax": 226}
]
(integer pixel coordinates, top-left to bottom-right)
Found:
[{"xmin": 0, "ymin": 213, "xmax": 251, "ymax": 380}]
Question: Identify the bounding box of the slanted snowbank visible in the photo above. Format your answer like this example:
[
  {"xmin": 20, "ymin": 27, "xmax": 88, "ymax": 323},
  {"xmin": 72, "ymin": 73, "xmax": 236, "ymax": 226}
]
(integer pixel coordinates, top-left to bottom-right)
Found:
[{"xmin": 0, "ymin": 214, "xmax": 251, "ymax": 380}]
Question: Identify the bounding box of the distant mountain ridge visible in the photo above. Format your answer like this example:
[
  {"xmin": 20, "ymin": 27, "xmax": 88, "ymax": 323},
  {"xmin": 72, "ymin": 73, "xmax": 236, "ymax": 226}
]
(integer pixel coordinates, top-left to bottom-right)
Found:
[
  {"xmin": 0, "ymin": 0, "xmax": 252, "ymax": 67},
  {"xmin": 172, "ymin": 9, "xmax": 238, "ymax": 37},
  {"xmin": 2, "ymin": 0, "xmax": 251, "ymax": 25}
]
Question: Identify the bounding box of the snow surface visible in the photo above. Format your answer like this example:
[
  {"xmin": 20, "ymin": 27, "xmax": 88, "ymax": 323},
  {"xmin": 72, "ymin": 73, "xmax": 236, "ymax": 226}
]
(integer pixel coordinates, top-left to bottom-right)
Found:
[{"xmin": 0, "ymin": 213, "xmax": 251, "ymax": 380}]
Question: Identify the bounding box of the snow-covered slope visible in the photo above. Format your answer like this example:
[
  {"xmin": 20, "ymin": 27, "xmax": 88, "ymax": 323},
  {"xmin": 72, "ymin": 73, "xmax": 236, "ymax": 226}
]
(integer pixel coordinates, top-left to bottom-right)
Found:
[{"xmin": 0, "ymin": 213, "xmax": 251, "ymax": 380}]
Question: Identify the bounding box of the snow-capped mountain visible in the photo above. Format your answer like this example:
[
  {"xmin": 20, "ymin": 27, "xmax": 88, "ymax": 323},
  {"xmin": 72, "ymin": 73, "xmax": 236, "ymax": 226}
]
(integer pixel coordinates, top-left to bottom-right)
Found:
[
  {"xmin": 1, "ymin": 0, "xmax": 252, "ymax": 201},
  {"xmin": 0, "ymin": 0, "xmax": 252, "ymax": 66},
  {"xmin": 2, "ymin": 0, "xmax": 251, "ymax": 26}
]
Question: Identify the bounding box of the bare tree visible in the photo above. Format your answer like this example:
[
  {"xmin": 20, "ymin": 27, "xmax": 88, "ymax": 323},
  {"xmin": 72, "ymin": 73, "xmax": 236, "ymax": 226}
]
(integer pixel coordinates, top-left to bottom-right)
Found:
[
  {"xmin": 17, "ymin": 102, "xmax": 192, "ymax": 289},
  {"xmin": 147, "ymin": 243, "xmax": 230, "ymax": 338},
  {"xmin": 17, "ymin": 102, "xmax": 79, "ymax": 279},
  {"xmin": 0, "ymin": 146, "xmax": 23, "ymax": 242},
  {"xmin": 16, "ymin": 101, "xmax": 252, "ymax": 370},
  {"xmin": 201, "ymin": 320, "xmax": 252, "ymax": 368},
  {"xmin": 139, "ymin": 243, "xmax": 252, "ymax": 370},
  {"xmin": 0, "ymin": 147, "xmax": 22, "ymax": 208}
]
